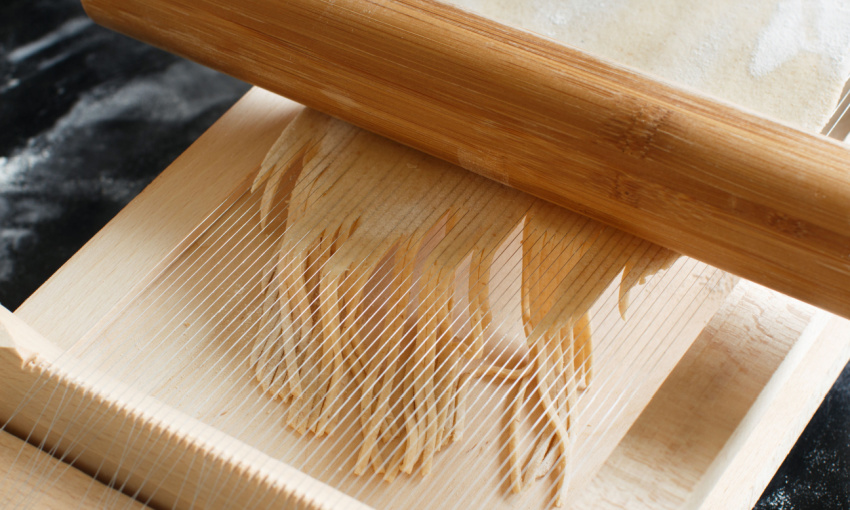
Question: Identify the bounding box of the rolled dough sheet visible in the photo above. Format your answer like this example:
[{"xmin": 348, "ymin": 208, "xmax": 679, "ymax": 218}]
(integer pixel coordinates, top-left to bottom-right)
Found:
[{"xmin": 448, "ymin": 0, "xmax": 850, "ymax": 132}]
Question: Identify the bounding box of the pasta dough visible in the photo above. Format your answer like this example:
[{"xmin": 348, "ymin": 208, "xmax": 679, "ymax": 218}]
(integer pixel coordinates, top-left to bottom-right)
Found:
[{"xmin": 448, "ymin": 0, "xmax": 850, "ymax": 132}]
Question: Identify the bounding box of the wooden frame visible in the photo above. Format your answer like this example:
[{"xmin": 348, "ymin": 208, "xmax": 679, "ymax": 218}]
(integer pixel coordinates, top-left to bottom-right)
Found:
[
  {"xmin": 1, "ymin": 88, "xmax": 847, "ymax": 509},
  {"xmin": 0, "ymin": 429, "xmax": 147, "ymax": 509}
]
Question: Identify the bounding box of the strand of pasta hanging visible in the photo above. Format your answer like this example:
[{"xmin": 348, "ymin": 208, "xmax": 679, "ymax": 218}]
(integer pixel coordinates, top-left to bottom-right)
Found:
[{"xmin": 247, "ymin": 109, "xmax": 678, "ymax": 506}]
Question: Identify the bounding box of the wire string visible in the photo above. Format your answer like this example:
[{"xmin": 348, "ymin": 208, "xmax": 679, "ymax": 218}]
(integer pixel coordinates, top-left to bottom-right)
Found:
[
  {"xmin": 9, "ymin": 129, "xmax": 724, "ymax": 508},
  {"xmin": 122, "ymin": 177, "xmax": 700, "ymax": 508},
  {"xmin": 12, "ymin": 125, "xmax": 487, "ymax": 506},
  {"xmin": 7, "ymin": 89, "xmax": 849, "ymax": 509},
  {"xmin": 6, "ymin": 126, "xmax": 370, "ymax": 507},
  {"xmin": 3, "ymin": 121, "xmax": 368, "ymax": 505},
  {"xmin": 44, "ymin": 161, "xmax": 664, "ymax": 508}
]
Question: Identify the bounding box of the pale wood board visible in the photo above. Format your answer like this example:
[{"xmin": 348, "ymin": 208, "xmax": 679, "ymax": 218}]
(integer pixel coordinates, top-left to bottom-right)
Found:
[
  {"xmin": 15, "ymin": 88, "xmax": 301, "ymax": 346},
  {"xmin": 574, "ymin": 281, "xmax": 850, "ymax": 509},
  {"xmin": 0, "ymin": 430, "xmax": 148, "ymax": 509},
  {"xmin": 55, "ymin": 156, "xmax": 729, "ymax": 510},
  {"xmin": 8, "ymin": 86, "xmax": 731, "ymax": 509},
  {"xmin": 5, "ymin": 284, "xmax": 845, "ymax": 510},
  {"xmin": 3, "ymin": 88, "xmax": 847, "ymax": 509},
  {"xmin": 0, "ymin": 304, "xmax": 369, "ymax": 510}
]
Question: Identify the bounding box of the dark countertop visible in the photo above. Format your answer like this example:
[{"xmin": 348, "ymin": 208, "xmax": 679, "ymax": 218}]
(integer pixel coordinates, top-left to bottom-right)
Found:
[{"xmin": 1, "ymin": 1, "xmax": 848, "ymax": 508}]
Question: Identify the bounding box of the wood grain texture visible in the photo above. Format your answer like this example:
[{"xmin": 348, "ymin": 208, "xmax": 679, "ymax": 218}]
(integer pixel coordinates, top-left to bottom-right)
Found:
[
  {"xmin": 574, "ymin": 282, "xmax": 850, "ymax": 510},
  {"xmin": 0, "ymin": 304, "xmax": 370, "ymax": 510},
  {"xmin": 0, "ymin": 430, "xmax": 149, "ymax": 509},
  {"xmin": 80, "ymin": 0, "xmax": 850, "ymax": 319}
]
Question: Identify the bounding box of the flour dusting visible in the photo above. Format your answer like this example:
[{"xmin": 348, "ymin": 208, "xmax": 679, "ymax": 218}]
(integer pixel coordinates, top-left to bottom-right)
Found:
[
  {"xmin": 447, "ymin": 0, "xmax": 850, "ymax": 131},
  {"xmin": 6, "ymin": 17, "xmax": 93, "ymax": 64},
  {"xmin": 751, "ymin": 0, "xmax": 850, "ymax": 78}
]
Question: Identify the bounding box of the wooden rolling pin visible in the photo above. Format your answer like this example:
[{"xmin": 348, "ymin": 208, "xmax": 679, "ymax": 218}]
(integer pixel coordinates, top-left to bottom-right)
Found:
[{"xmin": 82, "ymin": 0, "xmax": 850, "ymax": 319}]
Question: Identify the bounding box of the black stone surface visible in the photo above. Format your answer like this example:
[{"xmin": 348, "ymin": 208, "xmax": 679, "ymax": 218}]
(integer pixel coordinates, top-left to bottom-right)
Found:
[
  {"xmin": 0, "ymin": 0, "xmax": 249, "ymax": 309},
  {"xmin": 0, "ymin": 1, "xmax": 848, "ymax": 508}
]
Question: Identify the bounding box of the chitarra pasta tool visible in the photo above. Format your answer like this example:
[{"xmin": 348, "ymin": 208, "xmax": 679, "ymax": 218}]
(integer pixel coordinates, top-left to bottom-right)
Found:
[{"xmin": 2, "ymin": 0, "xmax": 850, "ymax": 509}]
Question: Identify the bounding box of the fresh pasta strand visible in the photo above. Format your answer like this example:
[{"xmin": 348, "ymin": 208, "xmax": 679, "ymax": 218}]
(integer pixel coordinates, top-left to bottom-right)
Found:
[{"xmin": 249, "ymin": 109, "xmax": 678, "ymax": 507}]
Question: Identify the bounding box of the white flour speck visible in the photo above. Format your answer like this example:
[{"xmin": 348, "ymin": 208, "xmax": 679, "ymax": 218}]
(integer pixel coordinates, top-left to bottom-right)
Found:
[
  {"xmin": 6, "ymin": 17, "xmax": 93, "ymax": 64},
  {"xmin": 751, "ymin": 0, "xmax": 850, "ymax": 78}
]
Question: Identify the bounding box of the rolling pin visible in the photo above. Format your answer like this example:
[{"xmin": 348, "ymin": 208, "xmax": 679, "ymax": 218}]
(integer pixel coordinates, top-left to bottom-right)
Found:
[{"xmin": 81, "ymin": 0, "xmax": 850, "ymax": 319}]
